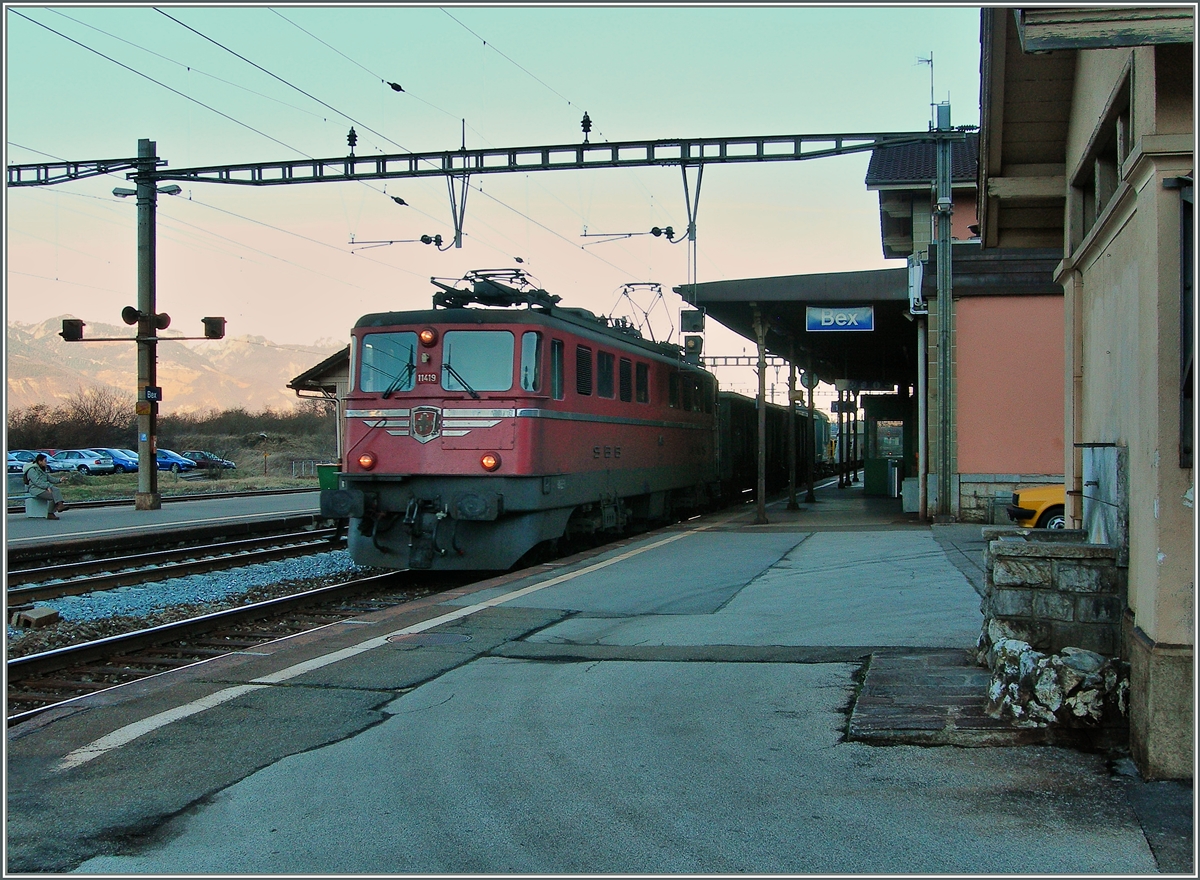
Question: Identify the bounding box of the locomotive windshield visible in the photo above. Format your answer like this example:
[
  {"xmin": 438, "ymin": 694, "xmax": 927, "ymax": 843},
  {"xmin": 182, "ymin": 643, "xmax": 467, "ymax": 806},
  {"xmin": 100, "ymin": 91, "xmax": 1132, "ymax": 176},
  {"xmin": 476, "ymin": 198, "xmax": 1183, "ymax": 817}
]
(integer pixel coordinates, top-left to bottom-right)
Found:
[
  {"xmin": 360, "ymin": 332, "xmax": 417, "ymax": 394},
  {"xmin": 442, "ymin": 330, "xmax": 514, "ymax": 392}
]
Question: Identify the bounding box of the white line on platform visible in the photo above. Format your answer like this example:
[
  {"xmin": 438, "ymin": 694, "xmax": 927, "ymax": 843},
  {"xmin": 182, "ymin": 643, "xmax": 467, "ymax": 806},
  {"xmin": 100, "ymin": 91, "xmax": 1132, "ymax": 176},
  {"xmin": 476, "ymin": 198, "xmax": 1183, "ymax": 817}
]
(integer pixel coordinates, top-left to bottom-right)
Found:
[
  {"xmin": 55, "ymin": 520, "xmax": 721, "ymax": 772},
  {"xmin": 8, "ymin": 509, "xmax": 321, "ymax": 545}
]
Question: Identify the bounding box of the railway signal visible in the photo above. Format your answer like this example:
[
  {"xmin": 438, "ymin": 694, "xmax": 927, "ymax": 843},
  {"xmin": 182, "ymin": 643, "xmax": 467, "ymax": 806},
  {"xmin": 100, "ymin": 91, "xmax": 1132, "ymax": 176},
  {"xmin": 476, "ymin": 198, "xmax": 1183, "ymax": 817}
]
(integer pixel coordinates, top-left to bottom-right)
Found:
[{"xmin": 59, "ymin": 319, "xmax": 84, "ymax": 341}]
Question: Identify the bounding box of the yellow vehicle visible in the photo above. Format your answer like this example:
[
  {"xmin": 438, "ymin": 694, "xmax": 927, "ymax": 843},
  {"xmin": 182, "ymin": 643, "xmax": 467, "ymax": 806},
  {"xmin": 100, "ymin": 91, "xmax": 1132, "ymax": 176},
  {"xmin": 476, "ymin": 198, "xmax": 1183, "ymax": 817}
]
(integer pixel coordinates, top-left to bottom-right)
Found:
[{"xmin": 1006, "ymin": 484, "xmax": 1066, "ymax": 529}]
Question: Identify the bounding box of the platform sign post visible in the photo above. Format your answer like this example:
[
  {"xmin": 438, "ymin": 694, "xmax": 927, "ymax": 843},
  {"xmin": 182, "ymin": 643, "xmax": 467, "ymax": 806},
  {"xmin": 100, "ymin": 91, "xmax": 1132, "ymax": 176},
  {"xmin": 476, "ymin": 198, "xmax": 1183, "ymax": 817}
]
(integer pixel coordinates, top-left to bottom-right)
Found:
[
  {"xmin": 786, "ymin": 343, "xmax": 798, "ymax": 511},
  {"xmin": 751, "ymin": 306, "xmax": 769, "ymax": 525}
]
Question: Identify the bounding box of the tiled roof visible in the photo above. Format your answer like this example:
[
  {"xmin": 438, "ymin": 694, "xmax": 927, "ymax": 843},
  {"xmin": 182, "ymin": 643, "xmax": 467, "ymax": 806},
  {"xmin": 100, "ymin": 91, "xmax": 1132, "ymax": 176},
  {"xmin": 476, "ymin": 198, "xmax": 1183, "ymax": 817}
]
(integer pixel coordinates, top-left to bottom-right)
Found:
[{"xmin": 865, "ymin": 132, "xmax": 978, "ymax": 186}]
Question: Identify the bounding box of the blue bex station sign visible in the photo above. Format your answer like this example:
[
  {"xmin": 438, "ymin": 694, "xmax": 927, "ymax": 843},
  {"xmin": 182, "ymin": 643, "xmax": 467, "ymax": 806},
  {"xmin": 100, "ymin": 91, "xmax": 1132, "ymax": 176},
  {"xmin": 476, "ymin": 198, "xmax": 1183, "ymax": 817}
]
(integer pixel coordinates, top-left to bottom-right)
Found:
[{"xmin": 805, "ymin": 306, "xmax": 874, "ymax": 332}]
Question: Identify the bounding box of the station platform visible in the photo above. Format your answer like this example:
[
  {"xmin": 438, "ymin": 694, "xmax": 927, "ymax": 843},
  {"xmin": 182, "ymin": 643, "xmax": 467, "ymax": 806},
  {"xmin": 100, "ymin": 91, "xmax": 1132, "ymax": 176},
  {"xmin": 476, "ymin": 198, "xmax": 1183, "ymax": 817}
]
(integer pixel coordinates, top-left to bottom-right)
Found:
[
  {"xmin": 6, "ymin": 481, "xmax": 1183, "ymax": 874},
  {"xmin": 4, "ymin": 490, "xmax": 322, "ymax": 556}
]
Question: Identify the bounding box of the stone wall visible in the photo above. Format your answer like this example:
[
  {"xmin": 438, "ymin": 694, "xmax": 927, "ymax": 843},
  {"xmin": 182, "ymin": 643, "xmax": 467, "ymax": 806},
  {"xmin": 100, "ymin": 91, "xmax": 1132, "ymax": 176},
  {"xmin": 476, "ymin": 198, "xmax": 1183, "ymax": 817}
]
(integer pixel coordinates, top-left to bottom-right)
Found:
[
  {"xmin": 981, "ymin": 528, "xmax": 1123, "ymax": 655},
  {"xmin": 977, "ymin": 527, "xmax": 1130, "ymax": 741}
]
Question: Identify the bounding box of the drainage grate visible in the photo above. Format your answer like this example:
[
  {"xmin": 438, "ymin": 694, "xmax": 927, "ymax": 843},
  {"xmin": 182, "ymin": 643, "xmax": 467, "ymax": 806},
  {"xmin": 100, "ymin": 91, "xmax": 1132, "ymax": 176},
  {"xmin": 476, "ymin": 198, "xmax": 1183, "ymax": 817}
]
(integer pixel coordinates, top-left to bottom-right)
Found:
[{"xmin": 386, "ymin": 632, "xmax": 472, "ymax": 646}]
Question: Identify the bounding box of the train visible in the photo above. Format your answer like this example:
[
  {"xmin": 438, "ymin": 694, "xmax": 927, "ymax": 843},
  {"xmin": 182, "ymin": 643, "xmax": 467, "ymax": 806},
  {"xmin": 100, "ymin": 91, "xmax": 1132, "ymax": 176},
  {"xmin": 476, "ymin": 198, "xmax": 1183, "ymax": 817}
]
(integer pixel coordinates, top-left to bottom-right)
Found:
[{"xmin": 320, "ymin": 270, "xmax": 831, "ymax": 571}]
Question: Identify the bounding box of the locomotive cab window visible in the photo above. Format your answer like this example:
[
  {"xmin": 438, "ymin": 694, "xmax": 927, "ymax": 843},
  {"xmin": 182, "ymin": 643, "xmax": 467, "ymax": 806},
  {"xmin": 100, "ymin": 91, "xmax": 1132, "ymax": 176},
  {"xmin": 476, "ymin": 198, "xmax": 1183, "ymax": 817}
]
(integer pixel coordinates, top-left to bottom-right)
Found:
[
  {"xmin": 597, "ymin": 351, "xmax": 615, "ymax": 398},
  {"xmin": 551, "ymin": 339, "xmax": 564, "ymax": 400},
  {"xmin": 668, "ymin": 372, "xmax": 680, "ymax": 408},
  {"xmin": 441, "ymin": 330, "xmax": 514, "ymax": 393},
  {"xmin": 360, "ymin": 331, "xmax": 418, "ymax": 393},
  {"xmin": 520, "ymin": 331, "xmax": 542, "ymax": 392},
  {"xmin": 619, "ymin": 358, "xmax": 633, "ymax": 402}
]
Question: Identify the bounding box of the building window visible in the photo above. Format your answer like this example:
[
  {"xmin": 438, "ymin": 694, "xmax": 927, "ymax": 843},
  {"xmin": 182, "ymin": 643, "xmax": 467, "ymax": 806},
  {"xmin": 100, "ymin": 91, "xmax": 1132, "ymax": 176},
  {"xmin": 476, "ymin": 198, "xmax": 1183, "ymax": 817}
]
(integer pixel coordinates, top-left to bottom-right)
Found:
[
  {"xmin": 619, "ymin": 358, "xmax": 633, "ymax": 402},
  {"xmin": 576, "ymin": 345, "xmax": 592, "ymax": 396},
  {"xmin": 597, "ymin": 351, "xmax": 615, "ymax": 398},
  {"xmin": 550, "ymin": 339, "xmax": 564, "ymax": 400},
  {"xmin": 1070, "ymin": 76, "xmax": 1130, "ymax": 251},
  {"xmin": 636, "ymin": 362, "xmax": 649, "ymax": 403}
]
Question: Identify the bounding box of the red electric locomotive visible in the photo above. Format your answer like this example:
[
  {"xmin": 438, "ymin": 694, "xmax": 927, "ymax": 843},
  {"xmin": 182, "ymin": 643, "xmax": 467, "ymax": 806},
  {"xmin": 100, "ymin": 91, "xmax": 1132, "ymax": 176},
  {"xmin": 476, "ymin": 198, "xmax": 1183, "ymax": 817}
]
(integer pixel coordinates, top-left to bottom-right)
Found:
[{"xmin": 321, "ymin": 270, "xmax": 722, "ymax": 570}]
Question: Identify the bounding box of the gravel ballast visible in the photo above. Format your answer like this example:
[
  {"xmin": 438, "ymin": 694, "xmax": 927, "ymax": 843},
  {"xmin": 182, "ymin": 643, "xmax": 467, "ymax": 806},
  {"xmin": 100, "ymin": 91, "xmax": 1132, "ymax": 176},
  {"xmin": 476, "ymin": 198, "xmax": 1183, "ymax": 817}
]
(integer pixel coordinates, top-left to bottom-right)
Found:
[{"xmin": 7, "ymin": 550, "xmax": 373, "ymax": 658}]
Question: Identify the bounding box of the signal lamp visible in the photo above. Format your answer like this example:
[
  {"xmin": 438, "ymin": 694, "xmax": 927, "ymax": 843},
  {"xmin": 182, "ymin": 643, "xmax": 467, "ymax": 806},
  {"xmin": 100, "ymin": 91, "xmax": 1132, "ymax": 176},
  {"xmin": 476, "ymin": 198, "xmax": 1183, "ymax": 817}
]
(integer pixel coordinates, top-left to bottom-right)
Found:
[
  {"xmin": 60, "ymin": 319, "xmax": 85, "ymax": 341},
  {"xmin": 202, "ymin": 316, "xmax": 226, "ymax": 339},
  {"xmin": 419, "ymin": 327, "xmax": 438, "ymax": 347},
  {"xmin": 480, "ymin": 453, "xmax": 501, "ymax": 472},
  {"xmin": 357, "ymin": 451, "xmax": 377, "ymax": 470}
]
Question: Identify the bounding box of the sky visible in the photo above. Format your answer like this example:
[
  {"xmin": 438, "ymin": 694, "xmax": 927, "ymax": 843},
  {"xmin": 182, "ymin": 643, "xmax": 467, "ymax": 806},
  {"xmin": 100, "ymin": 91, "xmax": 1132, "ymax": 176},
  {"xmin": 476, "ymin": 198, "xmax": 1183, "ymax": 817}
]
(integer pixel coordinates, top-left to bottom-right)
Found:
[{"xmin": 5, "ymin": 3, "xmax": 982, "ymax": 398}]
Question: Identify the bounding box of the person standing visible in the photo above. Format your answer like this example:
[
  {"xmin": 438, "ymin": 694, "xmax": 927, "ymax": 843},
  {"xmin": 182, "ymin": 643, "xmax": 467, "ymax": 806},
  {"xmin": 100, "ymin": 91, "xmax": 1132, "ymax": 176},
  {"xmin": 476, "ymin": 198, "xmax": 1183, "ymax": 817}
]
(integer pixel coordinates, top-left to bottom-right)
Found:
[{"xmin": 25, "ymin": 454, "xmax": 66, "ymax": 519}]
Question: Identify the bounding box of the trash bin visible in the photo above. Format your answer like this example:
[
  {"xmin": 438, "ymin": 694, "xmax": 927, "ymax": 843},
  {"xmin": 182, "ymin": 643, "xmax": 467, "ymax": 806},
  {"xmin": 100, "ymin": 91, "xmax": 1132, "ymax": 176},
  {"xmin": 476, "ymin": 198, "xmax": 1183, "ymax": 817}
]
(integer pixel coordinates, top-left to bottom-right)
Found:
[
  {"xmin": 316, "ymin": 463, "xmax": 340, "ymax": 491},
  {"xmin": 887, "ymin": 459, "xmax": 902, "ymax": 498}
]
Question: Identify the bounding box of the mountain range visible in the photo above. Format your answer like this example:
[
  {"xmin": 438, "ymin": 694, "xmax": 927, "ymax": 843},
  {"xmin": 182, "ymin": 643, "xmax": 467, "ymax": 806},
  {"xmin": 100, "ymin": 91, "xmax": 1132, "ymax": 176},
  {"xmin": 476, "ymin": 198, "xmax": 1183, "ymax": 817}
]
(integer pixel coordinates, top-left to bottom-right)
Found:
[{"xmin": 6, "ymin": 317, "xmax": 345, "ymax": 414}]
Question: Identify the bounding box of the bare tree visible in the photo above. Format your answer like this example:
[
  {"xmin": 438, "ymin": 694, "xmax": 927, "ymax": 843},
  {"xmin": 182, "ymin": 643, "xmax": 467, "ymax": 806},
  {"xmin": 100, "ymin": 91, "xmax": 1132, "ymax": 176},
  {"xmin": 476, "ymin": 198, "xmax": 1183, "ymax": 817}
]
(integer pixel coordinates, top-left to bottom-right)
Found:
[{"xmin": 58, "ymin": 385, "xmax": 135, "ymax": 448}]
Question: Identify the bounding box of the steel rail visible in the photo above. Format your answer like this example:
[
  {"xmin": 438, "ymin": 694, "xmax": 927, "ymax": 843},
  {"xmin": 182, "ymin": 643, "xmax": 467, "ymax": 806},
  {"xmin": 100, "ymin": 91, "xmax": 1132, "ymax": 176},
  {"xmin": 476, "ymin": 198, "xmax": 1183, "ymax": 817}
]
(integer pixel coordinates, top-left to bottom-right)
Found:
[
  {"xmin": 6, "ymin": 571, "xmax": 406, "ymax": 726},
  {"xmin": 8, "ymin": 530, "xmax": 343, "ymax": 601}
]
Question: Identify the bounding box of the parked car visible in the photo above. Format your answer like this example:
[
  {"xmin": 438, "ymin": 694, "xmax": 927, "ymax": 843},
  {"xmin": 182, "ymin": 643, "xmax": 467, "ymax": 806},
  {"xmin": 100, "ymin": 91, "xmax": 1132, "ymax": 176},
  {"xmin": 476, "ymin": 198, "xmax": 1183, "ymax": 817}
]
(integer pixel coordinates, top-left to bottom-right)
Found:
[
  {"xmin": 7, "ymin": 452, "xmax": 25, "ymax": 474},
  {"xmin": 10, "ymin": 449, "xmax": 72, "ymax": 472},
  {"xmin": 51, "ymin": 449, "xmax": 116, "ymax": 475},
  {"xmin": 156, "ymin": 449, "xmax": 197, "ymax": 473},
  {"xmin": 1006, "ymin": 484, "xmax": 1066, "ymax": 529},
  {"xmin": 88, "ymin": 447, "xmax": 140, "ymax": 473},
  {"xmin": 182, "ymin": 450, "xmax": 236, "ymax": 470}
]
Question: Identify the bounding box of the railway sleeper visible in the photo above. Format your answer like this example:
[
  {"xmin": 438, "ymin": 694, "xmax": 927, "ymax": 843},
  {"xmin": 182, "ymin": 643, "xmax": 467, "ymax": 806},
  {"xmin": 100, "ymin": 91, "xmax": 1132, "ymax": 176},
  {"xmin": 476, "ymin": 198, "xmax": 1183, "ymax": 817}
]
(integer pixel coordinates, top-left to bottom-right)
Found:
[{"xmin": 13, "ymin": 677, "xmax": 112, "ymax": 692}]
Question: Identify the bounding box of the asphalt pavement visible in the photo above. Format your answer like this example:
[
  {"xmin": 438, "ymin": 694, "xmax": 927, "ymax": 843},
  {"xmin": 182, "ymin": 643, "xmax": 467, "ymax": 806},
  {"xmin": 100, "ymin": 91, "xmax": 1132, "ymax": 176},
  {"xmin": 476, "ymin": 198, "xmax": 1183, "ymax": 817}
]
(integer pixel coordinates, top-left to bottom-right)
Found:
[{"xmin": 5, "ymin": 484, "xmax": 1192, "ymax": 874}]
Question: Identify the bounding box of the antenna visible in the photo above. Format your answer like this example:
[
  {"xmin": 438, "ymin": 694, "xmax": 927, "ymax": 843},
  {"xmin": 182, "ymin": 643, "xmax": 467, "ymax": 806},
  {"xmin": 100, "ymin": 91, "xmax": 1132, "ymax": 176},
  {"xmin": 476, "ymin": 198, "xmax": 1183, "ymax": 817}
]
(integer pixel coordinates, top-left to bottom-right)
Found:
[{"xmin": 917, "ymin": 52, "xmax": 934, "ymax": 130}]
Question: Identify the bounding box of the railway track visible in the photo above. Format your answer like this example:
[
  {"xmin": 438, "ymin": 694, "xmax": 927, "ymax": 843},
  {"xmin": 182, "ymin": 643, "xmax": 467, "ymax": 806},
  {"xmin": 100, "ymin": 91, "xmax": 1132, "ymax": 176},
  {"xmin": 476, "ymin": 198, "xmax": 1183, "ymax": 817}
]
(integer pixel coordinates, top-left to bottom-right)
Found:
[
  {"xmin": 6, "ymin": 571, "xmax": 460, "ymax": 727},
  {"xmin": 7, "ymin": 528, "xmax": 345, "ymax": 603}
]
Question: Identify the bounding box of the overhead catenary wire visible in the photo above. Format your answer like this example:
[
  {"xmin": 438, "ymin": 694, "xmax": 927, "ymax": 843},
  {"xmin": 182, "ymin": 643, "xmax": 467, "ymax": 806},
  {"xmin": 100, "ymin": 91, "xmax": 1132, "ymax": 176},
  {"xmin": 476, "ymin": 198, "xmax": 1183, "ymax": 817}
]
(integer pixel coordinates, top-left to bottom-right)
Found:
[
  {"xmin": 155, "ymin": 7, "xmax": 649, "ymax": 278},
  {"xmin": 9, "ymin": 9, "xmax": 302, "ymax": 156},
  {"xmin": 154, "ymin": 7, "xmax": 412, "ymax": 157},
  {"xmin": 47, "ymin": 9, "xmax": 329, "ymax": 123},
  {"xmin": 11, "ymin": 8, "xmax": 668, "ymax": 301}
]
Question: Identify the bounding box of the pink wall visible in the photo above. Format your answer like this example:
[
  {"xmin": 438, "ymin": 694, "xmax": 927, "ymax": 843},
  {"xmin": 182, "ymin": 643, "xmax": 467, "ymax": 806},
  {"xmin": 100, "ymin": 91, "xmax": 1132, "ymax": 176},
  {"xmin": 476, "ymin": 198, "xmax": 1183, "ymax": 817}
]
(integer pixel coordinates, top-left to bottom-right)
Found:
[
  {"xmin": 956, "ymin": 296, "xmax": 1064, "ymax": 474},
  {"xmin": 952, "ymin": 192, "xmax": 978, "ymax": 240}
]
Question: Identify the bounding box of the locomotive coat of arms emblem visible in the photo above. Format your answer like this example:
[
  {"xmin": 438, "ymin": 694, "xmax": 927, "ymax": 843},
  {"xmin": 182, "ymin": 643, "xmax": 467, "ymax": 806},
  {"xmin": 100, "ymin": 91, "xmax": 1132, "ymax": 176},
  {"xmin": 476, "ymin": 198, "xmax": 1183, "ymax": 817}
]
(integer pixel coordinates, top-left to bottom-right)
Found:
[{"xmin": 411, "ymin": 406, "xmax": 442, "ymax": 443}]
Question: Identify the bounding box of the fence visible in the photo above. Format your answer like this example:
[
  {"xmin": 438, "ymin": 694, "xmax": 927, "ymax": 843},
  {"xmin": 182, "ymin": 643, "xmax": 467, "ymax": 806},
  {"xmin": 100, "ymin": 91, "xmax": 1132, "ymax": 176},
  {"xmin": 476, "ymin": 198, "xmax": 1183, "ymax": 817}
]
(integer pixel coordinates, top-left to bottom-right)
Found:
[{"xmin": 292, "ymin": 460, "xmax": 318, "ymax": 478}]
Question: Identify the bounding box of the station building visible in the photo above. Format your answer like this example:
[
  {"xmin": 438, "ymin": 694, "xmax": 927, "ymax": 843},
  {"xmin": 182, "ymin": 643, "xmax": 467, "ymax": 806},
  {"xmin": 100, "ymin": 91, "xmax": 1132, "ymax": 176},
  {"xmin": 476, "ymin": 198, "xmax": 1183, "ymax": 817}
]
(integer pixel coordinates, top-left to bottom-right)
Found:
[{"xmin": 977, "ymin": 5, "xmax": 1194, "ymax": 779}]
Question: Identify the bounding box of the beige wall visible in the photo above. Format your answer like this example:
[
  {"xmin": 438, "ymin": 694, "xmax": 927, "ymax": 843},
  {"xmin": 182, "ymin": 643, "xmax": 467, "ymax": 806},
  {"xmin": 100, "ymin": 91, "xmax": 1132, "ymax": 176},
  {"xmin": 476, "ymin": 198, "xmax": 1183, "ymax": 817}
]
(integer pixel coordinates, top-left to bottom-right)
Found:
[
  {"xmin": 955, "ymin": 296, "xmax": 1065, "ymax": 475},
  {"xmin": 1057, "ymin": 42, "xmax": 1193, "ymax": 778}
]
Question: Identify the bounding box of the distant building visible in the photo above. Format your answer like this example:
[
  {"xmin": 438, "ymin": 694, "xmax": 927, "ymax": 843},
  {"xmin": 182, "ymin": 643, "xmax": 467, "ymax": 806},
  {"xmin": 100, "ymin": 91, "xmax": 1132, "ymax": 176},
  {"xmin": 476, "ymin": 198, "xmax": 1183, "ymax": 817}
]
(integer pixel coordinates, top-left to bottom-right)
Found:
[{"xmin": 866, "ymin": 132, "xmax": 1065, "ymax": 522}]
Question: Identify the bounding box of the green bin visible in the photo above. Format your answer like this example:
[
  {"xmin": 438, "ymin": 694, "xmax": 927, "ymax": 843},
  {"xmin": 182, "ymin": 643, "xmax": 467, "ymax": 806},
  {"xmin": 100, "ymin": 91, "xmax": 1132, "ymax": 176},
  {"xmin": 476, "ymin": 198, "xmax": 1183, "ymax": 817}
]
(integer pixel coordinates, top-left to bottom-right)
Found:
[{"xmin": 316, "ymin": 463, "xmax": 340, "ymax": 490}]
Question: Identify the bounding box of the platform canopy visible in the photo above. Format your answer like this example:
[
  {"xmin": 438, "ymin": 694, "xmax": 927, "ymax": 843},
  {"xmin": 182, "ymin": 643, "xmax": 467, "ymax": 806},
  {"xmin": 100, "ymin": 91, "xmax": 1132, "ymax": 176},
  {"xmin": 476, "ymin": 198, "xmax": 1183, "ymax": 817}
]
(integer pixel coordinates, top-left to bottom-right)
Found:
[{"xmin": 676, "ymin": 267, "xmax": 916, "ymax": 386}]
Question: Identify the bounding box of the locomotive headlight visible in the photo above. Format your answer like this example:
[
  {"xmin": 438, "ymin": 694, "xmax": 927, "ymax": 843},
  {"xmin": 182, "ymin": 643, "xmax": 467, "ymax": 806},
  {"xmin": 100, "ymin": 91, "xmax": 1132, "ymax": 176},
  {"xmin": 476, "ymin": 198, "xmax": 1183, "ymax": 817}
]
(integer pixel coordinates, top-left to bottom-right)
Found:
[
  {"xmin": 480, "ymin": 452, "xmax": 501, "ymax": 472},
  {"xmin": 357, "ymin": 451, "xmax": 377, "ymax": 470},
  {"xmin": 419, "ymin": 327, "xmax": 438, "ymax": 347}
]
